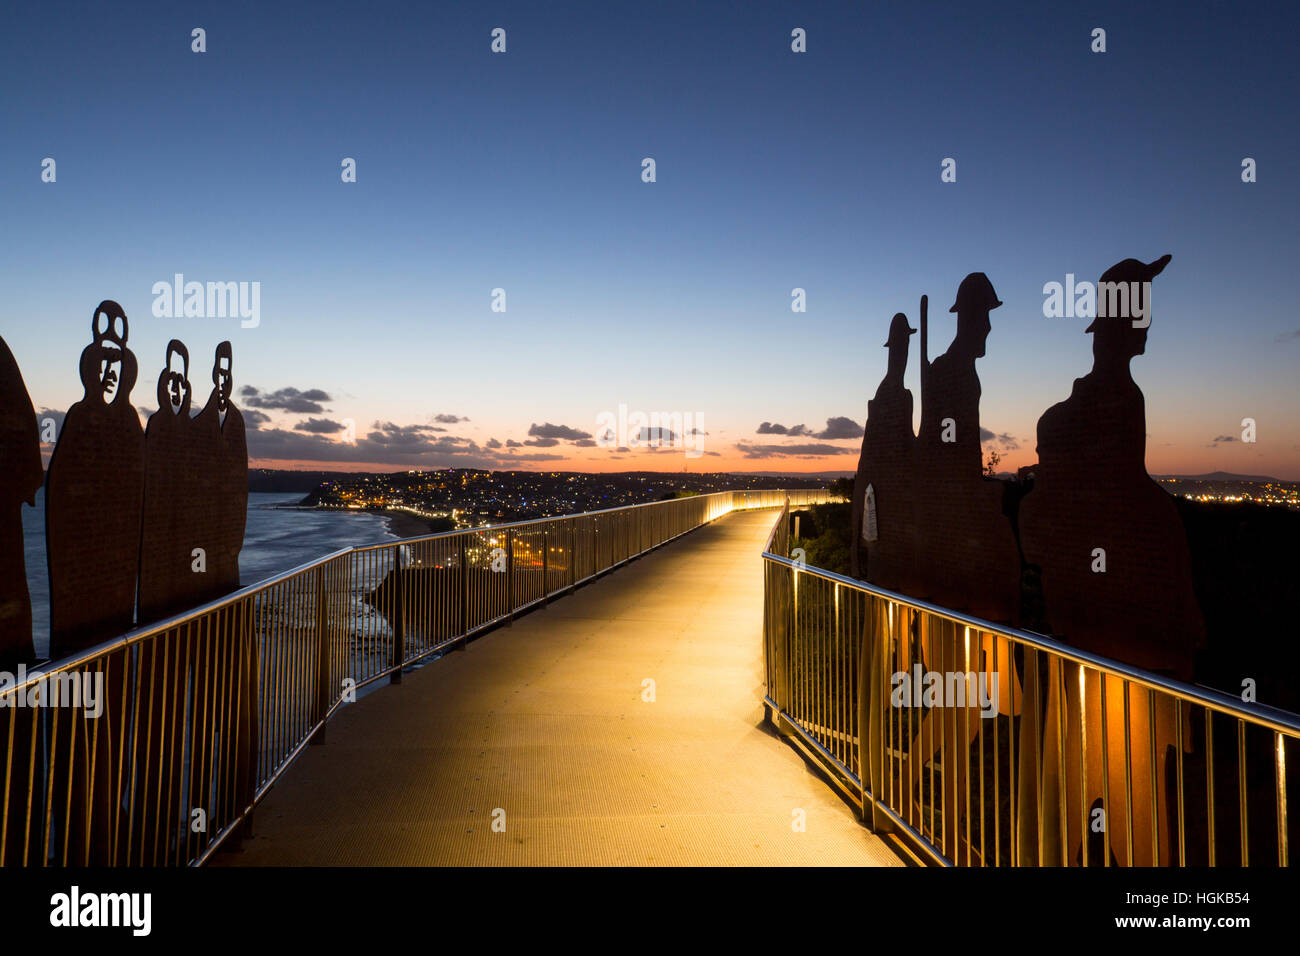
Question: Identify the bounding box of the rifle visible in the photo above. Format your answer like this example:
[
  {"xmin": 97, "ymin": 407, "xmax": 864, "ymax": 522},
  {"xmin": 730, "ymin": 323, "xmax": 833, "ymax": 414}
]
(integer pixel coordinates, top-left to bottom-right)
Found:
[{"xmin": 919, "ymin": 293, "xmax": 929, "ymax": 397}]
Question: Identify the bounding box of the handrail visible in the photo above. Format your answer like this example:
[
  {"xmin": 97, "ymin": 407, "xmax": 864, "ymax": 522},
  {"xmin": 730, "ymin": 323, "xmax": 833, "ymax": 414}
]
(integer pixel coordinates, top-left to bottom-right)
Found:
[
  {"xmin": 764, "ymin": 553, "xmax": 1300, "ymax": 738},
  {"xmin": 1, "ymin": 546, "xmax": 358, "ymax": 682},
  {"xmin": 0, "ymin": 486, "xmax": 834, "ymax": 867},
  {"xmin": 762, "ymin": 497, "xmax": 790, "ymax": 557},
  {"xmin": 761, "ymin": 502, "xmax": 1298, "ymax": 867}
]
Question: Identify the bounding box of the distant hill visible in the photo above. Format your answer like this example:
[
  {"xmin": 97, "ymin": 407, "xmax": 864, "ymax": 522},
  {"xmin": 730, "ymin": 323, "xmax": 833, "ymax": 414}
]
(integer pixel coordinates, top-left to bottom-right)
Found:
[{"xmin": 248, "ymin": 469, "xmax": 360, "ymax": 493}]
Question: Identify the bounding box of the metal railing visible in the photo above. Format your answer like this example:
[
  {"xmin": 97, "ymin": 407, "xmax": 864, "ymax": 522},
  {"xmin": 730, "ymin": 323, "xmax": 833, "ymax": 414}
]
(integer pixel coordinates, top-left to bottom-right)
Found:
[
  {"xmin": 763, "ymin": 499, "xmax": 1299, "ymax": 866},
  {"xmin": 0, "ymin": 487, "xmax": 831, "ymax": 867}
]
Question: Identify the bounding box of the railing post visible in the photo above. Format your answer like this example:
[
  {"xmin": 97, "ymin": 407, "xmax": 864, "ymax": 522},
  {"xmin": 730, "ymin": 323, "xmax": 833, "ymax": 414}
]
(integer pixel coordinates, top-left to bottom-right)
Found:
[
  {"xmin": 456, "ymin": 534, "xmax": 469, "ymax": 650},
  {"xmin": 775, "ymin": 556, "xmax": 796, "ymax": 739},
  {"xmin": 390, "ymin": 546, "xmax": 405, "ymax": 684},
  {"xmin": 506, "ymin": 528, "xmax": 515, "ymax": 625},
  {"xmin": 242, "ymin": 596, "xmax": 261, "ymax": 839},
  {"xmin": 570, "ymin": 519, "xmax": 577, "ymax": 588},
  {"xmin": 542, "ymin": 528, "xmax": 549, "ymax": 606},
  {"xmin": 312, "ymin": 562, "xmax": 330, "ymax": 745}
]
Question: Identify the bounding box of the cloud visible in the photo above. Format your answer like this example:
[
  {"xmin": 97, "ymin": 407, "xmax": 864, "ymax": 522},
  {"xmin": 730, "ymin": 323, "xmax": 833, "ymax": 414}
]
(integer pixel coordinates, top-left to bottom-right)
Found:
[
  {"xmin": 528, "ymin": 422, "xmax": 593, "ymax": 441},
  {"xmin": 243, "ymin": 408, "xmax": 272, "ymax": 429},
  {"xmin": 636, "ymin": 427, "xmax": 678, "ymax": 443},
  {"xmin": 433, "ymin": 413, "xmax": 469, "ymax": 423},
  {"xmin": 757, "ymin": 421, "xmax": 810, "ymax": 436},
  {"xmin": 241, "ymin": 386, "xmax": 332, "ymax": 414},
  {"xmin": 814, "ymin": 416, "xmax": 862, "ymax": 440},
  {"xmin": 366, "ymin": 421, "xmax": 448, "ymax": 449},
  {"xmin": 573, "ymin": 438, "xmax": 597, "ymax": 447},
  {"xmin": 1211, "ymin": 434, "xmax": 1237, "ymax": 444},
  {"xmin": 506, "ymin": 439, "xmax": 523, "ymax": 448},
  {"xmin": 245, "ymin": 423, "xmax": 527, "ymax": 469},
  {"xmin": 758, "ymin": 417, "xmax": 861, "ymax": 439},
  {"xmin": 735, "ymin": 441, "xmax": 849, "ymax": 459},
  {"xmin": 1273, "ymin": 330, "xmax": 1300, "ymax": 343},
  {"xmin": 980, "ymin": 427, "xmax": 1020, "ymax": 450},
  {"xmin": 524, "ymin": 436, "xmax": 560, "ymax": 447},
  {"xmin": 294, "ymin": 417, "xmax": 346, "ymax": 434},
  {"xmin": 486, "ymin": 438, "xmax": 502, "ymax": 449}
]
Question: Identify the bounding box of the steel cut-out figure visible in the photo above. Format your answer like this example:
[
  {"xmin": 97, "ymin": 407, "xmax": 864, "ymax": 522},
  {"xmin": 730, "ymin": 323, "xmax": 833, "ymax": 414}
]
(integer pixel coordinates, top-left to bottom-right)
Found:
[
  {"xmin": 1018, "ymin": 254, "xmax": 1204, "ymax": 866},
  {"xmin": 45, "ymin": 300, "xmax": 145, "ymax": 863}
]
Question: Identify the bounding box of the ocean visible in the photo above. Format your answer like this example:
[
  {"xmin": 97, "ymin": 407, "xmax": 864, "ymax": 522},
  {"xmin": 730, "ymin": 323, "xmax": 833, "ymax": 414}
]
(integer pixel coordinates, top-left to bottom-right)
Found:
[{"xmin": 19, "ymin": 490, "xmax": 397, "ymax": 660}]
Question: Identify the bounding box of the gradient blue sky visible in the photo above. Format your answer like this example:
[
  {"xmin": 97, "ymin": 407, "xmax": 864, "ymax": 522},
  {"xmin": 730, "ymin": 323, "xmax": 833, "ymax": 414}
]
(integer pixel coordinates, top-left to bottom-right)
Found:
[{"xmin": 2, "ymin": 0, "xmax": 1297, "ymax": 476}]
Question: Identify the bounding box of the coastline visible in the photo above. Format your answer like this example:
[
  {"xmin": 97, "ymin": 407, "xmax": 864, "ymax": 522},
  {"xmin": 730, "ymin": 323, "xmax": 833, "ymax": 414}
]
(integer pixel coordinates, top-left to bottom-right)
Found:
[
  {"xmin": 382, "ymin": 509, "xmax": 444, "ymax": 539},
  {"xmin": 266, "ymin": 501, "xmax": 443, "ymax": 539}
]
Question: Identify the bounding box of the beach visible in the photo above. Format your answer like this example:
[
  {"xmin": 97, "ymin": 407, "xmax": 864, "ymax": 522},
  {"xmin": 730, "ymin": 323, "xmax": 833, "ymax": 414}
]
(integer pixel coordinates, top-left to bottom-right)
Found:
[{"xmin": 381, "ymin": 508, "xmax": 446, "ymax": 539}]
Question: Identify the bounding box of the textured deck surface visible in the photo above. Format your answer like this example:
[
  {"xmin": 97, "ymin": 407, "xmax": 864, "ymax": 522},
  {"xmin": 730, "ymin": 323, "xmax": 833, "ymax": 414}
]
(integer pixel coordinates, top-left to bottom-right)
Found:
[{"xmin": 219, "ymin": 510, "xmax": 903, "ymax": 866}]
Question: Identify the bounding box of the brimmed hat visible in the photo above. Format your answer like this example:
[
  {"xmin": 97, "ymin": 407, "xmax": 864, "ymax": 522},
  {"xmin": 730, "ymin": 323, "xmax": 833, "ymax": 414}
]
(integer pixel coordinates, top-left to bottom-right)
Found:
[
  {"xmin": 949, "ymin": 273, "xmax": 1002, "ymax": 313},
  {"xmin": 1085, "ymin": 254, "xmax": 1171, "ymax": 332},
  {"xmin": 883, "ymin": 312, "xmax": 917, "ymax": 347}
]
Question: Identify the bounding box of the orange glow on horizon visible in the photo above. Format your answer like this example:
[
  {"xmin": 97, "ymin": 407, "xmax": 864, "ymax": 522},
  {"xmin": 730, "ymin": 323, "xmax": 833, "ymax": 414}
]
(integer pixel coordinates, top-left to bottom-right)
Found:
[{"xmin": 246, "ymin": 441, "xmax": 1299, "ymax": 480}]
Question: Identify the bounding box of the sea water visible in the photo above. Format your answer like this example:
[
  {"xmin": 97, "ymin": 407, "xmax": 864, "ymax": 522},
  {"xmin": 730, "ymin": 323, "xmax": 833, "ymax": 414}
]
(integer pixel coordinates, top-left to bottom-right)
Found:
[{"xmin": 18, "ymin": 490, "xmax": 396, "ymax": 660}]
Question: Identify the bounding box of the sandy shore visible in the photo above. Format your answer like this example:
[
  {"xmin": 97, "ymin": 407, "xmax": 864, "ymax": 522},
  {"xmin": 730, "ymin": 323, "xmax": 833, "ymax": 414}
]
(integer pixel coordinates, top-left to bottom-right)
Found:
[{"xmin": 382, "ymin": 509, "xmax": 443, "ymax": 539}]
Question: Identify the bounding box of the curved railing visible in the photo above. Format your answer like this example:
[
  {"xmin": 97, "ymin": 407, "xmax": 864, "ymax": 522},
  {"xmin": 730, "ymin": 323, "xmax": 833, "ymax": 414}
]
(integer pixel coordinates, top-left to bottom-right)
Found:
[
  {"xmin": 0, "ymin": 488, "xmax": 832, "ymax": 867},
  {"xmin": 761, "ymin": 499, "xmax": 1300, "ymax": 866}
]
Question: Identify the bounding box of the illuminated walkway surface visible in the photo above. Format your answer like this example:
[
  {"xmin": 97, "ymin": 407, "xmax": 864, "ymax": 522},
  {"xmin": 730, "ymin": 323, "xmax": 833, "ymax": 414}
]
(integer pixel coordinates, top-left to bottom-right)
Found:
[{"xmin": 221, "ymin": 510, "xmax": 904, "ymax": 866}]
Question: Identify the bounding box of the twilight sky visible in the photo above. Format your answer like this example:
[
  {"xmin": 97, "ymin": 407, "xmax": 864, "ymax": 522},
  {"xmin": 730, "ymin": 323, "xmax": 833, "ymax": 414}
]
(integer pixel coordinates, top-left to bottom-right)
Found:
[{"xmin": 2, "ymin": 1, "xmax": 1297, "ymax": 477}]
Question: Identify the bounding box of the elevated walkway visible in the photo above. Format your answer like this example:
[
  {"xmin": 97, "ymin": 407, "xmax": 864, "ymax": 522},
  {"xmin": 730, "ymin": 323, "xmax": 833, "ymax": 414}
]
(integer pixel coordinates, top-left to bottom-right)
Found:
[{"xmin": 221, "ymin": 510, "xmax": 903, "ymax": 866}]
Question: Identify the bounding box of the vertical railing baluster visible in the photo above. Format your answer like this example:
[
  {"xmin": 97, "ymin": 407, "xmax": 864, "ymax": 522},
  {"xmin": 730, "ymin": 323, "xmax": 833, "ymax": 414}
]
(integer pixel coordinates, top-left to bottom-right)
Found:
[
  {"xmin": 1276, "ymin": 732, "xmax": 1288, "ymax": 867},
  {"xmin": 391, "ymin": 546, "xmax": 405, "ymax": 684},
  {"xmin": 312, "ymin": 564, "xmax": 329, "ymax": 744}
]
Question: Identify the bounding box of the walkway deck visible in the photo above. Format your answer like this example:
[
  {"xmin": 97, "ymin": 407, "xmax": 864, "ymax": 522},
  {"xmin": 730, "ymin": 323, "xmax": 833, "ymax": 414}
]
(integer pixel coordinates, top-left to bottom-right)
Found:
[{"xmin": 221, "ymin": 510, "xmax": 903, "ymax": 866}]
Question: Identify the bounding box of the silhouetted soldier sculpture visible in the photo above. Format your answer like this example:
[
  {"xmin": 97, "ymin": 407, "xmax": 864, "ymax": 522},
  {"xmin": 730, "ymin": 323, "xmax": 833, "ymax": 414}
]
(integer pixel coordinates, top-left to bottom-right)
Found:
[
  {"xmin": 189, "ymin": 341, "xmax": 255, "ymax": 836},
  {"xmin": 135, "ymin": 340, "xmax": 207, "ymax": 861},
  {"xmin": 851, "ymin": 312, "xmax": 918, "ymax": 591},
  {"xmin": 139, "ymin": 340, "xmax": 205, "ymax": 622},
  {"xmin": 1018, "ymin": 254, "xmax": 1204, "ymax": 866},
  {"xmin": 45, "ymin": 300, "xmax": 145, "ymax": 863},
  {"xmin": 193, "ymin": 342, "xmax": 246, "ymax": 599},
  {"xmin": 0, "ymin": 334, "xmax": 42, "ymax": 866},
  {"xmin": 912, "ymin": 274, "xmax": 1021, "ymax": 622},
  {"xmin": 0, "ymin": 335, "xmax": 42, "ymax": 668},
  {"xmin": 46, "ymin": 302, "xmax": 145, "ymax": 655}
]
